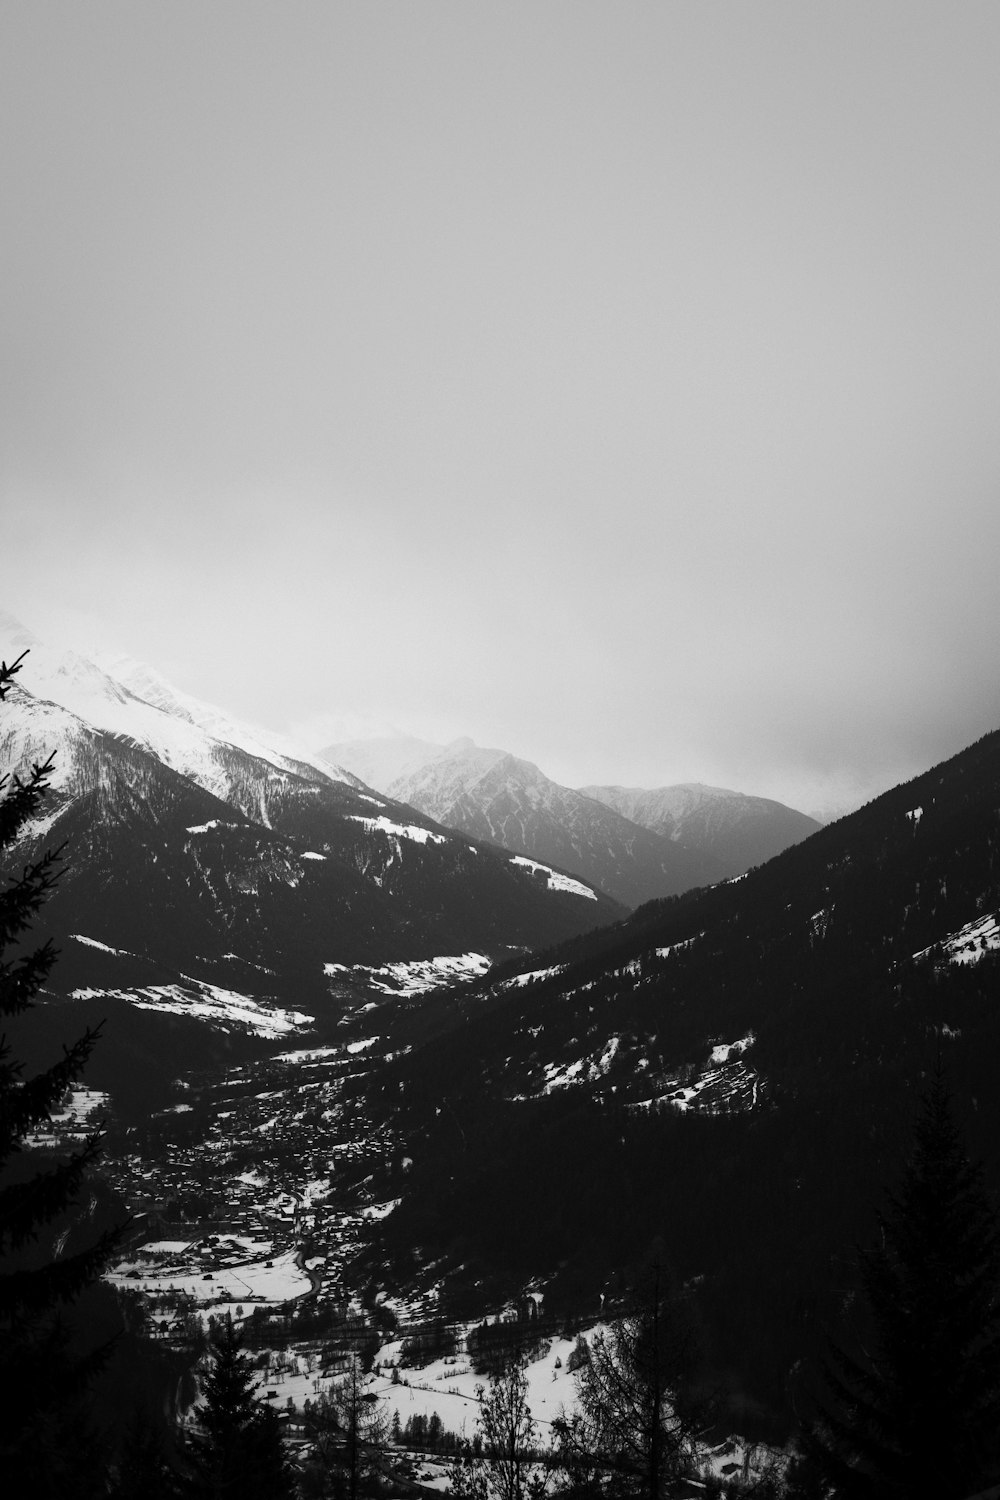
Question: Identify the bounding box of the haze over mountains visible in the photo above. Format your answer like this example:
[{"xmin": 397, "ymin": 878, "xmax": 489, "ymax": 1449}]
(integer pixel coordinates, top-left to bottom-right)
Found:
[
  {"xmin": 581, "ymin": 781, "xmax": 821, "ymax": 879},
  {"xmin": 322, "ymin": 735, "xmax": 821, "ymax": 907}
]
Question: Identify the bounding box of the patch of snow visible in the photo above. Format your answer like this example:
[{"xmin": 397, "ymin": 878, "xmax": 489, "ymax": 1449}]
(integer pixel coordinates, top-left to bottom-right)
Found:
[
  {"xmin": 70, "ymin": 933, "xmax": 130, "ymax": 956},
  {"xmin": 360, "ymin": 1198, "xmax": 402, "ymax": 1221},
  {"xmin": 70, "ymin": 980, "xmax": 313, "ymax": 1038},
  {"xmin": 324, "ymin": 953, "xmax": 490, "ymax": 997},
  {"xmin": 356, "ymin": 1324, "xmax": 607, "ymax": 1452},
  {"xmin": 272, "ymin": 1044, "xmax": 344, "ymax": 1063},
  {"xmin": 906, "ymin": 807, "xmax": 923, "ymax": 825},
  {"xmin": 509, "ymin": 855, "xmax": 597, "ymax": 901},
  {"xmin": 914, "ymin": 912, "xmax": 1000, "ymax": 967},
  {"xmin": 709, "ymin": 1032, "xmax": 755, "ymax": 1066},
  {"xmin": 497, "ymin": 964, "xmax": 567, "ymax": 990},
  {"xmin": 107, "ymin": 1244, "xmax": 309, "ymax": 1314},
  {"xmin": 24, "ymin": 1085, "xmax": 110, "ymax": 1145},
  {"xmin": 301, "ymin": 851, "xmax": 327, "ymax": 860},
  {"xmin": 347, "ymin": 815, "xmax": 447, "ymax": 845},
  {"xmin": 9, "ymin": 807, "xmax": 64, "ymax": 846},
  {"xmin": 541, "ymin": 1036, "xmax": 620, "ymax": 1094},
  {"xmin": 666, "ymin": 1059, "xmax": 760, "ymax": 1114},
  {"xmin": 654, "ymin": 934, "xmax": 701, "ymax": 960}
]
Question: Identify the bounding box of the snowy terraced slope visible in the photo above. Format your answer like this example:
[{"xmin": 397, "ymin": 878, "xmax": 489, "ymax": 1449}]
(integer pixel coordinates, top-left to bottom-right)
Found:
[
  {"xmin": 24, "ymin": 1085, "xmax": 111, "ymax": 1146},
  {"xmin": 325, "ymin": 953, "xmax": 492, "ymax": 997},
  {"xmin": 71, "ymin": 979, "xmax": 313, "ymax": 1037},
  {"xmin": 914, "ymin": 912, "xmax": 1000, "ymax": 965},
  {"xmin": 510, "ymin": 854, "xmax": 597, "ymax": 900},
  {"xmin": 347, "ymin": 815, "xmax": 448, "ymax": 845}
]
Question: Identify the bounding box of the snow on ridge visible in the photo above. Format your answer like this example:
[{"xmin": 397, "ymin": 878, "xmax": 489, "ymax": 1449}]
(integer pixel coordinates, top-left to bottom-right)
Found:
[
  {"xmin": 914, "ymin": 912, "xmax": 1000, "ymax": 967},
  {"xmin": 69, "ymin": 980, "xmax": 313, "ymax": 1038},
  {"xmin": 497, "ymin": 963, "xmax": 567, "ymax": 990},
  {"xmin": 654, "ymin": 934, "xmax": 701, "ymax": 960},
  {"xmin": 0, "ymin": 616, "xmax": 359, "ymax": 811},
  {"xmin": 346, "ymin": 815, "xmax": 447, "ymax": 845},
  {"xmin": 70, "ymin": 933, "xmax": 133, "ymax": 957},
  {"xmin": 324, "ymin": 953, "xmax": 491, "ymax": 996},
  {"xmin": 709, "ymin": 1032, "xmax": 755, "ymax": 1065},
  {"xmin": 665, "ymin": 1059, "xmax": 760, "ymax": 1114},
  {"xmin": 542, "ymin": 1035, "xmax": 620, "ymax": 1094},
  {"xmin": 509, "ymin": 854, "xmax": 597, "ymax": 901}
]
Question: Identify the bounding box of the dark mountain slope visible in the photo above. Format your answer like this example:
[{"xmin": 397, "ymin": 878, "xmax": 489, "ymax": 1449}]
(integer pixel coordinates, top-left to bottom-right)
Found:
[
  {"xmin": 2, "ymin": 686, "xmax": 624, "ymax": 1068},
  {"xmin": 356, "ymin": 726, "xmax": 1000, "ymax": 1437},
  {"xmin": 581, "ymin": 780, "xmax": 822, "ymax": 878},
  {"xmin": 328, "ymin": 736, "xmax": 725, "ymax": 907}
]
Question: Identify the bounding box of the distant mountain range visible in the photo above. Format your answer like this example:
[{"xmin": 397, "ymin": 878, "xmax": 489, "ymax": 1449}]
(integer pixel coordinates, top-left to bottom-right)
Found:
[
  {"xmin": 580, "ymin": 780, "xmax": 822, "ymax": 878},
  {"xmin": 322, "ymin": 735, "xmax": 821, "ymax": 906},
  {"xmin": 0, "ymin": 614, "xmax": 622, "ymax": 1072}
]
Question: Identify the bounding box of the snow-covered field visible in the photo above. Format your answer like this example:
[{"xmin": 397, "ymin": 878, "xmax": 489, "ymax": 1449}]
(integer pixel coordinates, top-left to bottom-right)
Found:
[
  {"xmin": 262, "ymin": 1326, "xmax": 585, "ymax": 1444},
  {"xmin": 108, "ymin": 1237, "xmax": 312, "ymax": 1323},
  {"xmin": 258, "ymin": 1323, "xmax": 775, "ymax": 1488},
  {"xmin": 324, "ymin": 953, "xmax": 492, "ymax": 997},
  {"xmin": 24, "ymin": 1084, "xmax": 111, "ymax": 1145}
]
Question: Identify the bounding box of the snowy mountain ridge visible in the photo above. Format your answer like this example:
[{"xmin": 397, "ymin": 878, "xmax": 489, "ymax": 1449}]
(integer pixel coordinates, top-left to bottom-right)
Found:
[
  {"xmin": 0, "ymin": 611, "xmax": 361, "ymax": 811},
  {"xmin": 1, "ymin": 615, "xmax": 622, "ymax": 1057},
  {"xmin": 323, "ymin": 734, "xmax": 819, "ymax": 906}
]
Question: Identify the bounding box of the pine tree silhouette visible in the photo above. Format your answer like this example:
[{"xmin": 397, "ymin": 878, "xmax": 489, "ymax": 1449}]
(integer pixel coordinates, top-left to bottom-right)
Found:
[
  {"xmin": 0, "ymin": 649, "xmax": 124, "ymax": 1491},
  {"xmin": 182, "ymin": 1314, "xmax": 294, "ymax": 1499},
  {"xmin": 807, "ymin": 1067, "xmax": 1000, "ymax": 1498}
]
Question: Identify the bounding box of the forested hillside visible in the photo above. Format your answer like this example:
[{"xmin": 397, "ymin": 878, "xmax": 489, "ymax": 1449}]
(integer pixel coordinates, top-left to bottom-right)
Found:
[{"xmin": 355, "ymin": 727, "xmax": 1000, "ymax": 1434}]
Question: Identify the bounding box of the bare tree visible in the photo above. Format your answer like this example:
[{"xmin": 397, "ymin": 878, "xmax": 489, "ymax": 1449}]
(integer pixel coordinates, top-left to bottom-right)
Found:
[
  {"xmin": 303, "ymin": 1355, "xmax": 390, "ymax": 1500},
  {"xmin": 453, "ymin": 1350, "xmax": 546, "ymax": 1500},
  {"xmin": 554, "ymin": 1268, "xmax": 709, "ymax": 1500}
]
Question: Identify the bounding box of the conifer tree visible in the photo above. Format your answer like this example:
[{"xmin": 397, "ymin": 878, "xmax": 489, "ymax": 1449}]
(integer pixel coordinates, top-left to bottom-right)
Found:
[
  {"xmin": 806, "ymin": 1068, "xmax": 1000, "ymax": 1498},
  {"xmin": 110, "ymin": 1405, "xmax": 179, "ymax": 1500},
  {"xmin": 0, "ymin": 650, "xmax": 124, "ymax": 1490},
  {"xmin": 182, "ymin": 1314, "xmax": 294, "ymax": 1499}
]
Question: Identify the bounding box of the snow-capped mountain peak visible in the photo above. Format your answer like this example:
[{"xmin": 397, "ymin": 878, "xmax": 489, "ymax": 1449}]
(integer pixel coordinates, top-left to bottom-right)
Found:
[{"xmin": 0, "ymin": 614, "xmax": 361, "ymax": 802}]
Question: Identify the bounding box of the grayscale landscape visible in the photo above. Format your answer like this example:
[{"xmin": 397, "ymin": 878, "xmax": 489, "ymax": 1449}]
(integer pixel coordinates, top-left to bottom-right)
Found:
[{"xmin": 4, "ymin": 5, "xmax": 1000, "ymax": 1497}]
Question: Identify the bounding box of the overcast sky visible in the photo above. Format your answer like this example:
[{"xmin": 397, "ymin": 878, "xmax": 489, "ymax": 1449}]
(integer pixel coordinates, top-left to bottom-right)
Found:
[{"xmin": 3, "ymin": 3, "xmax": 1000, "ymax": 820}]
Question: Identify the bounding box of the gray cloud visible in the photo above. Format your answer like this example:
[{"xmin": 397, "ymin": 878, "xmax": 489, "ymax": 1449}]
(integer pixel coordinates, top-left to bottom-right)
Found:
[{"xmin": 4, "ymin": 3, "xmax": 1000, "ymax": 820}]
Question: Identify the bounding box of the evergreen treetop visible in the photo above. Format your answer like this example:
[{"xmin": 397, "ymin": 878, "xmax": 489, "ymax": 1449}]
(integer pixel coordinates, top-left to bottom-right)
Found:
[
  {"xmin": 182, "ymin": 1314, "xmax": 294, "ymax": 1499},
  {"xmin": 0, "ymin": 649, "xmax": 125, "ymax": 1491},
  {"xmin": 807, "ymin": 1067, "xmax": 1000, "ymax": 1498}
]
